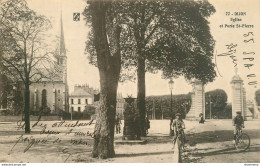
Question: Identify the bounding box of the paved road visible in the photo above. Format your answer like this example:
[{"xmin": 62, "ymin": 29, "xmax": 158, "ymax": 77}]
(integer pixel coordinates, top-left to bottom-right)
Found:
[{"xmin": 0, "ymin": 119, "xmax": 259, "ymax": 163}]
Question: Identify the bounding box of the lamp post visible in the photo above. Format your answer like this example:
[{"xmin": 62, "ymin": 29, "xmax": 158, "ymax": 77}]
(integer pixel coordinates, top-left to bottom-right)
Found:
[
  {"xmin": 68, "ymin": 100, "xmax": 72, "ymax": 121},
  {"xmin": 168, "ymin": 78, "xmax": 174, "ymax": 117},
  {"xmin": 206, "ymin": 95, "xmax": 213, "ymax": 119},
  {"xmin": 209, "ymin": 94, "xmax": 212, "ymax": 119},
  {"xmin": 12, "ymin": 85, "xmax": 17, "ymax": 117}
]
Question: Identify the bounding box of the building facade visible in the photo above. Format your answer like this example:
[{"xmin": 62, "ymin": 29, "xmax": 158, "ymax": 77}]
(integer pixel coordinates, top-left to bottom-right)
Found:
[
  {"xmin": 116, "ymin": 93, "xmax": 124, "ymax": 118},
  {"xmin": 69, "ymin": 84, "xmax": 98, "ymax": 112},
  {"xmin": 69, "ymin": 86, "xmax": 125, "ymax": 118}
]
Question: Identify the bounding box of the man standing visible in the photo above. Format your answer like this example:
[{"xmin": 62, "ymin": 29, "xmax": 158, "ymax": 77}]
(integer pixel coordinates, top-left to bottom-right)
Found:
[
  {"xmin": 171, "ymin": 113, "xmax": 186, "ymax": 150},
  {"xmin": 115, "ymin": 113, "xmax": 121, "ymax": 134},
  {"xmin": 145, "ymin": 116, "xmax": 150, "ymax": 135},
  {"xmin": 233, "ymin": 111, "xmax": 244, "ymax": 144}
]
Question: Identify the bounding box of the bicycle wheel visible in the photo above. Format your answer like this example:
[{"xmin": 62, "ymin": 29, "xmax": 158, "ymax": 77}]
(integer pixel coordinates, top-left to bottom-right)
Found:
[
  {"xmin": 172, "ymin": 138, "xmax": 180, "ymax": 163},
  {"xmin": 177, "ymin": 137, "xmax": 182, "ymax": 163},
  {"xmin": 235, "ymin": 133, "xmax": 250, "ymax": 151}
]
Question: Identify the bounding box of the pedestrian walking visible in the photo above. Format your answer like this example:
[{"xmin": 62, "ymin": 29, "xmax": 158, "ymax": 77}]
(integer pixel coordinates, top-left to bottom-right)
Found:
[
  {"xmin": 199, "ymin": 113, "xmax": 205, "ymax": 124},
  {"xmin": 145, "ymin": 116, "xmax": 150, "ymax": 135}
]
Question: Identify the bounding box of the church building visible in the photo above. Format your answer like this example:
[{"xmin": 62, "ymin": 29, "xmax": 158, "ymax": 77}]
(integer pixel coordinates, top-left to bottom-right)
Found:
[{"xmin": 29, "ymin": 15, "xmax": 69, "ymax": 114}]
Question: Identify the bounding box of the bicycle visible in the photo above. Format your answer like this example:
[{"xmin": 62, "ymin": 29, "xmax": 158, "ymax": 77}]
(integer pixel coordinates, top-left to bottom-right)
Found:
[
  {"xmin": 234, "ymin": 127, "xmax": 250, "ymax": 151},
  {"xmin": 173, "ymin": 128, "xmax": 185, "ymax": 163}
]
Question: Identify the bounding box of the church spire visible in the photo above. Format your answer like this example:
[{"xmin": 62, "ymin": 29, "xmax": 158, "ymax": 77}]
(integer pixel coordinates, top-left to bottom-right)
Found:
[{"xmin": 60, "ymin": 12, "xmax": 66, "ymax": 56}]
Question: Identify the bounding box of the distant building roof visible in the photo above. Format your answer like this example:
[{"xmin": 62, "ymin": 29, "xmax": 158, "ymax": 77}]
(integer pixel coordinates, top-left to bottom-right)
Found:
[{"xmin": 70, "ymin": 87, "xmax": 92, "ymax": 97}]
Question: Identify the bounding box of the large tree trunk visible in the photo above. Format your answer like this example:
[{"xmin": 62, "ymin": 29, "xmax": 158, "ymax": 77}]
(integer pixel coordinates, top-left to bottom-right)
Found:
[
  {"xmin": 24, "ymin": 82, "xmax": 30, "ymax": 133},
  {"xmin": 135, "ymin": 9, "xmax": 147, "ymax": 137},
  {"xmin": 89, "ymin": 1, "xmax": 121, "ymax": 159},
  {"xmin": 92, "ymin": 71, "xmax": 118, "ymax": 159},
  {"xmin": 0, "ymin": 74, "xmax": 8, "ymax": 108},
  {"xmin": 137, "ymin": 57, "xmax": 146, "ymax": 136}
]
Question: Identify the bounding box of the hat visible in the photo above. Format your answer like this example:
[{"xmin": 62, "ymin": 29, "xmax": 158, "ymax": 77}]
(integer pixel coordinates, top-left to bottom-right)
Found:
[
  {"xmin": 236, "ymin": 111, "xmax": 242, "ymax": 114},
  {"xmin": 175, "ymin": 113, "xmax": 181, "ymax": 116}
]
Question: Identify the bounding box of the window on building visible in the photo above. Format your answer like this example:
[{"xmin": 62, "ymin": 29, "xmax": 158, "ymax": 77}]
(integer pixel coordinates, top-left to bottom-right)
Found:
[
  {"xmin": 78, "ymin": 107, "xmax": 81, "ymax": 112},
  {"xmin": 78, "ymin": 99, "xmax": 81, "ymax": 104},
  {"xmin": 58, "ymin": 90, "xmax": 60, "ymax": 93},
  {"xmin": 41, "ymin": 89, "xmax": 47, "ymax": 108},
  {"xmin": 85, "ymin": 99, "xmax": 88, "ymax": 104},
  {"xmin": 71, "ymin": 99, "xmax": 74, "ymax": 104},
  {"xmin": 71, "ymin": 107, "xmax": 74, "ymax": 112}
]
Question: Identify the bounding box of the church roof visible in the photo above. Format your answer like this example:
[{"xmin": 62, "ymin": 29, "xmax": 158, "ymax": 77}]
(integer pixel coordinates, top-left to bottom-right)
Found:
[{"xmin": 29, "ymin": 62, "xmax": 64, "ymax": 83}]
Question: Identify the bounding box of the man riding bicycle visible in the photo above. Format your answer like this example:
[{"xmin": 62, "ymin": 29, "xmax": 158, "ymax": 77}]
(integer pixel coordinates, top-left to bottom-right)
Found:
[
  {"xmin": 171, "ymin": 113, "xmax": 186, "ymax": 150},
  {"xmin": 233, "ymin": 111, "xmax": 245, "ymax": 144}
]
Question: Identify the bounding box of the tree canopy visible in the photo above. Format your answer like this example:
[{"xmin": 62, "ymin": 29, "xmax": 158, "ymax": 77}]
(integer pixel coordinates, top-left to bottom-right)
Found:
[
  {"xmin": 85, "ymin": 0, "xmax": 216, "ymax": 83},
  {"xmin": 205, "ymin": 89, "xmax": 228, "ymax": 119},
  {"xmin": 84, "ymin": 0, "xmax": 217, "ymax": 137}
]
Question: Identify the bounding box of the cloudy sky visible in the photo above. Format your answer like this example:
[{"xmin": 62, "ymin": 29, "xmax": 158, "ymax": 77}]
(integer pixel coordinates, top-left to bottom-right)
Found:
[{"xmin": 27, "ymin": 0, "xmax": 260, "ymax": 102}]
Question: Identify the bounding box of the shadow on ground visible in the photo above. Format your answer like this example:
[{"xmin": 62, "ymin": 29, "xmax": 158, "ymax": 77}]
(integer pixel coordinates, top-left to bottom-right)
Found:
[
  {"xmin": 183, "ymin": 128, "xmax": 260, "ymax": 163},
  {"xmin": 192, "ymin": 145, "xmax": 260, "ymax": 157},
  {"xmin": 114, "ymin": 134, "xmax": 172, "ymax": 144},
  {"xmin": 116, "ymin": 150, "xmax": 173, "ymax": 158},
  {"xmin": 143, "ymin": 135, "xmax": 172, "ymax": 144}
]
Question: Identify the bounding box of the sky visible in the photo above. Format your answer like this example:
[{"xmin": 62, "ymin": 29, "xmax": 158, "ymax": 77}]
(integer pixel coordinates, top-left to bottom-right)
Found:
[{"xmin": 26, "ymin": 0, "xmax": 260, "ymax": 102}]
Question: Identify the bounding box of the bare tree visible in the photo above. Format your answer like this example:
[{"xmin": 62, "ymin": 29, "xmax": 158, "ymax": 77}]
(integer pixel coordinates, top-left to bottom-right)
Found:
[{"xmin": 0, "ymin": 0, "xmax": 59, "ymax": 133}]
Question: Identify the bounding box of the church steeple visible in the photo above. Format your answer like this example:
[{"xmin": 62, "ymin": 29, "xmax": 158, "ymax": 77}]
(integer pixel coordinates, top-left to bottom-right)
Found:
[
  {"xmin": 57, "ymin": 11, "xmax": 67, "ymax": 85},
  {"xmin": 58, "ymin": 11, "xmax": 69, "ymax": 112},
  {"xmin": 60, "ymin": 13, "xmax": 66, "ymax": 56}
]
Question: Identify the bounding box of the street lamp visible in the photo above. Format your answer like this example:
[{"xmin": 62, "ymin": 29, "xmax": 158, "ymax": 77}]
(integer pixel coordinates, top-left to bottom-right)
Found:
[
  {"xmin": 12, "ymin": 85, "xmax": 17, "ymax": 97},
  {"xmin": 168, "ymin": 78, "xmax": 174, "ymax": 117},
  {"xmin": 206, "ymin": 95, "xmax": 213, "ymax": 119}
]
